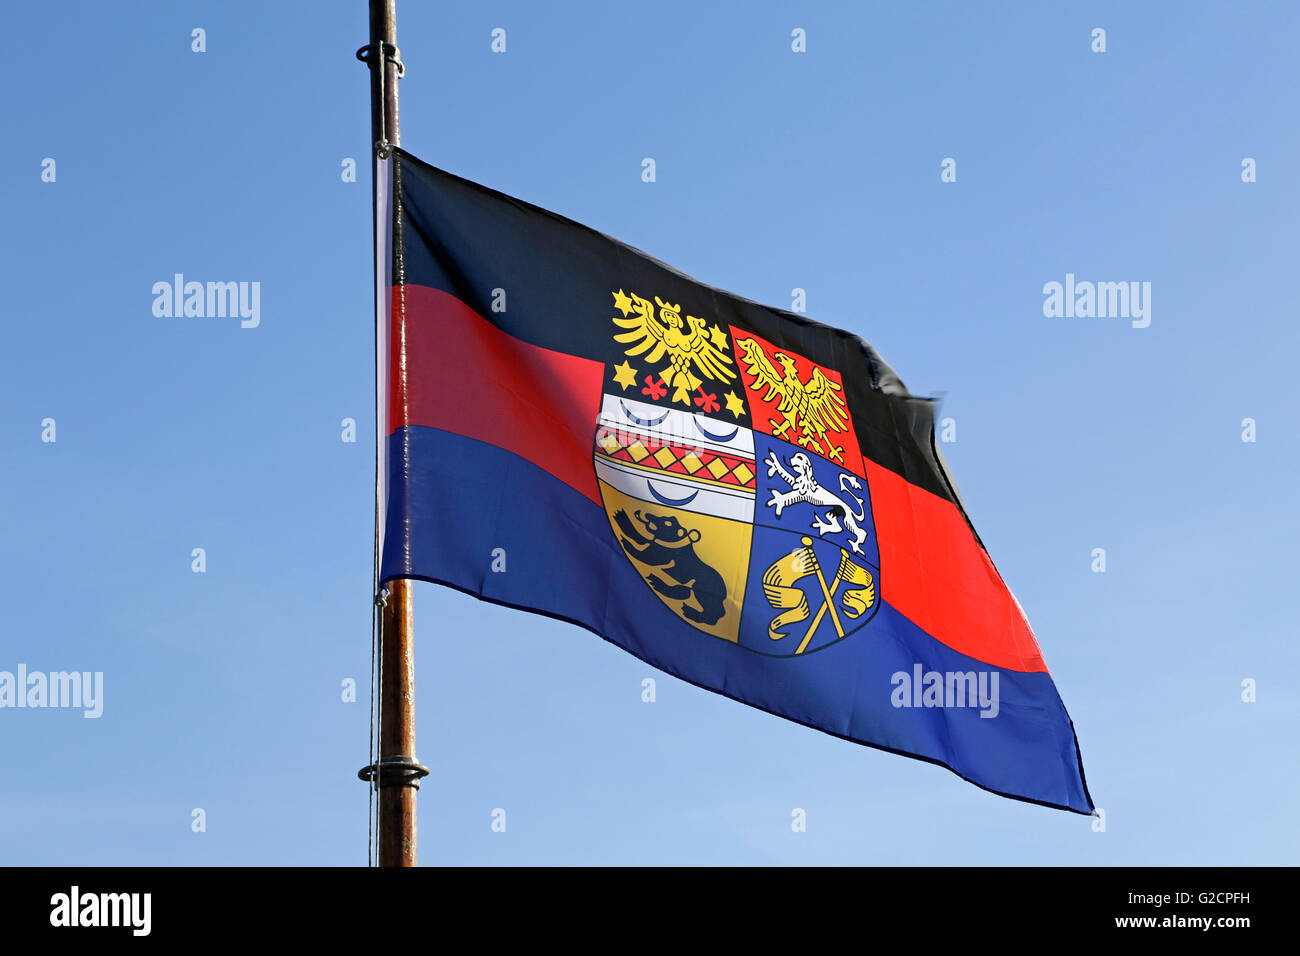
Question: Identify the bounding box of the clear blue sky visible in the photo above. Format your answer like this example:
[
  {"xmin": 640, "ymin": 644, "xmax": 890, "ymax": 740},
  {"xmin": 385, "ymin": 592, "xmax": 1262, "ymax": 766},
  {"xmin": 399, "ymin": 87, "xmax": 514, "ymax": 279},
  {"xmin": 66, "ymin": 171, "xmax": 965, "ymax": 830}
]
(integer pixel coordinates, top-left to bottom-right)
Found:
[{"xmin": 2, "ymin": 0, "xmax": 1297, "ymax": 865}]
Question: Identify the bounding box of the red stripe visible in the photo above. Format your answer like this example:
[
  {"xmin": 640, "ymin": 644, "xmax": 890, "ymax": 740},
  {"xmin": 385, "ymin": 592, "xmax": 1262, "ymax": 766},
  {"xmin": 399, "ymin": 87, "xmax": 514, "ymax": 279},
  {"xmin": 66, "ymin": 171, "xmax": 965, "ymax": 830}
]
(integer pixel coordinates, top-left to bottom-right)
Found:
[
  {"xmin": 390, "ymin": 284, "xmax": 603, "ymax": 504},
  {"xmin": 863, "ymin": 459, "xmax": 1048, "ymax": 673},
  {"xmin": 393, "ymin": 284, "xmax": 1048, "ymax": 673}
]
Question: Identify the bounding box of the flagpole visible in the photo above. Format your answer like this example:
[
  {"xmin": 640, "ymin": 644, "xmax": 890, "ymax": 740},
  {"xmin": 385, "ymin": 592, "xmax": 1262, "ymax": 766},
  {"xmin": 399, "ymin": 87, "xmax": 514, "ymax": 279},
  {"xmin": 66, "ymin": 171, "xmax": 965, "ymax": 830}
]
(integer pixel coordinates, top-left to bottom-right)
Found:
[{"xmin": 358, "ymin": 0, "xmax": 426, "ymax": 867}]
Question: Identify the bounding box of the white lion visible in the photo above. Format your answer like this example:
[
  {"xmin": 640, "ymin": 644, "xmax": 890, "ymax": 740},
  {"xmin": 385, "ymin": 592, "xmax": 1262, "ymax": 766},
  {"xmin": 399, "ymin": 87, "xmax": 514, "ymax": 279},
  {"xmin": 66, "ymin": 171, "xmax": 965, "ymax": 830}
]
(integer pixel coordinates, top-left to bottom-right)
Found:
[{"xmin": 764, "ymin": 451, "xmax": 869, "ymax": 555}]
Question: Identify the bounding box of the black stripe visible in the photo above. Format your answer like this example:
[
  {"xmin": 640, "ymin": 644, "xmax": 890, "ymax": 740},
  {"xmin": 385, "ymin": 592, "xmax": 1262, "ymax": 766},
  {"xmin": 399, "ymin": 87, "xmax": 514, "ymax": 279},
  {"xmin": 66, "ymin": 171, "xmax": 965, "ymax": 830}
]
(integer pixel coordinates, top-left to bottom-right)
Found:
[{"xmin": 391, "ymin": 147, "xmax": 962, "ymax": 508}]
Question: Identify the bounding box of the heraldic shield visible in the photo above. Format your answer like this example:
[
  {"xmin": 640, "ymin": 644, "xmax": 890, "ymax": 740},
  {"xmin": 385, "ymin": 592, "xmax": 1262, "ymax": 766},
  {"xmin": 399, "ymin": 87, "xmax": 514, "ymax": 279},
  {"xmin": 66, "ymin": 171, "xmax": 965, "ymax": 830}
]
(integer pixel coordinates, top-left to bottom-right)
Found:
[{"xmin": 594, "ymin": 290, "xmax": 882, "ymax": 656}]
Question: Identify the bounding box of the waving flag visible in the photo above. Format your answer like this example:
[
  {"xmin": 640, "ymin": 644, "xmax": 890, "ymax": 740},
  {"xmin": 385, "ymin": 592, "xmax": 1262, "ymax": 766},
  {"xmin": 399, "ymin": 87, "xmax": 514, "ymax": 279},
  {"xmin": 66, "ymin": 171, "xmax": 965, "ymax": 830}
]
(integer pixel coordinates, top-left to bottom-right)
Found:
[{"xmin": 377, "ymin": 148, "xmax": 1093, "ymax": 813}]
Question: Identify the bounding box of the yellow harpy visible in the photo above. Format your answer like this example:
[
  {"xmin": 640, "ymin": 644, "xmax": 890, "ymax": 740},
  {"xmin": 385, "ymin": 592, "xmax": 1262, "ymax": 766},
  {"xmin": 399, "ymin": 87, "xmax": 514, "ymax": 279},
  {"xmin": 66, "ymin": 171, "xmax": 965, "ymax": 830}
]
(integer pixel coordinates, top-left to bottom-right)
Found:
[{"xmin": 611, "ymin": 290, "xmax": 736, "ymax": 405}]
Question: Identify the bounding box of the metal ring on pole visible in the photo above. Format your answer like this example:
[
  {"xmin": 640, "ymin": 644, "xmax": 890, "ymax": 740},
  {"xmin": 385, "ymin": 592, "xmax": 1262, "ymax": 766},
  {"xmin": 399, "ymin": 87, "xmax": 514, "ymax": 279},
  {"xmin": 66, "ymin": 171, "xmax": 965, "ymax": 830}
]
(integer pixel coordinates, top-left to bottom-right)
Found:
[
  {"xmin": 356, "ymin": 41, "xmax": 403, "ymax": 159},
  {"xmin": 358, "ymin": 755, "xmax": 430, "ymax": 790},
  {"xmin": 355, "ymin": 41, "xmax": 405, "ymax": 76}
]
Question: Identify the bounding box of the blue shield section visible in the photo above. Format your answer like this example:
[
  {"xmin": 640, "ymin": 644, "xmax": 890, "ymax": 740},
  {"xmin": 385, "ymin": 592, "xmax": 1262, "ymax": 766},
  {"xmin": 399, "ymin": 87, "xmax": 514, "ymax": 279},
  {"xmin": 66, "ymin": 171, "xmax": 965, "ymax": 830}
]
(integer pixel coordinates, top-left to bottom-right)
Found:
[
  {"xmin": 736, "ymin": 433, "xmax": 883, "ymax": 657},
  {"xmin": 739, "ymin": 526, "xmax": 880, "ymax": 656},
  {"xmin": 753, "ymin": 433, "xmax": 880, "ymax": 570}
]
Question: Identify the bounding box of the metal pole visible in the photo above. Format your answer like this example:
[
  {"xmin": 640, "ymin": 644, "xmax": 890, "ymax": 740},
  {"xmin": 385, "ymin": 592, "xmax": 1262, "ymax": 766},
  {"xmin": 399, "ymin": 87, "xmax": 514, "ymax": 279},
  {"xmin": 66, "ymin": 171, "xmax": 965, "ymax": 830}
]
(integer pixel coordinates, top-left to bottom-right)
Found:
[
  {"xmin": 368, "ymin": 0, "xmax": 400, "ymax": 157},
  {"xmin": 377, "ymin": 579, "xmax": 420, "ymax": 866},
  {"xmin": 358, "ymin": 0, "xmax": 426, "ymax": 868}
]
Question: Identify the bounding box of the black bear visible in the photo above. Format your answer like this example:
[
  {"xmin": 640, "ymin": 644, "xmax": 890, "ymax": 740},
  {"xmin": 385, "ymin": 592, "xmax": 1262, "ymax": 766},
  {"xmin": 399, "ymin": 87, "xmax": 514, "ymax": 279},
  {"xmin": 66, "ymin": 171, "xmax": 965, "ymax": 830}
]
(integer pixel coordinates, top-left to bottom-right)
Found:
[{"xmin": 614, "ymin": 509, "xmax": 727, "ymax": 626}]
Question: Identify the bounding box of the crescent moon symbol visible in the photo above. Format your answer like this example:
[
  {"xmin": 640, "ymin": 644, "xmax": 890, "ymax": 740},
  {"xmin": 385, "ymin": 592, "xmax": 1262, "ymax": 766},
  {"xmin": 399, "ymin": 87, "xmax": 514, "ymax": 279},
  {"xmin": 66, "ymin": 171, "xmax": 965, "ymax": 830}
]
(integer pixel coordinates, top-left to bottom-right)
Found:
[
  {"xmin": 619, "ymin": 400, "xmax": 670, "ymax": 428},
  {"xmin": 647, "ymin": 481, "xmax": 698, "ymax": 507},
  {"xmin": 694, "ymin": 417, "xmax": 738, "ymax": 443}
]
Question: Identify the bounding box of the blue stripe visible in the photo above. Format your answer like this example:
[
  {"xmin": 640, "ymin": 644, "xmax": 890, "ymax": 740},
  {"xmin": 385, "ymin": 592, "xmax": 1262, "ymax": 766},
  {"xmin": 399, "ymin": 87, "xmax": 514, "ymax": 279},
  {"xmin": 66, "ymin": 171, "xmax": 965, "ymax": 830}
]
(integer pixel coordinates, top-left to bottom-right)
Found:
[{"xmin": 382, "ymin": 424, "xmax": 1093, "ymax": 813}]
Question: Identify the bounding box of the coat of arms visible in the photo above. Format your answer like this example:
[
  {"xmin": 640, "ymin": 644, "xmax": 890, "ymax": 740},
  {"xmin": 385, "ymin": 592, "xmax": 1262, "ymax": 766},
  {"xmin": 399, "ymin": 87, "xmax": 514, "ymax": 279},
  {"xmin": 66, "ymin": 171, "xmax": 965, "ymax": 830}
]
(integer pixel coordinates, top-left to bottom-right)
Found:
[{"xmin": 595, "ymin": 291, "xmax": 881, "ymax": 656}]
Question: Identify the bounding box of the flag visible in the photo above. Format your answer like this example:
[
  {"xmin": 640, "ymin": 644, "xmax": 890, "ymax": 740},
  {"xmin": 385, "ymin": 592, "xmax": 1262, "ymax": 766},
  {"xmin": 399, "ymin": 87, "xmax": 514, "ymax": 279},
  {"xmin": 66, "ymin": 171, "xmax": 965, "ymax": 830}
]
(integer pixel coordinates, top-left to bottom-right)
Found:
[{"xmin": 376, "ymin": 148, "xmax": 1092, "ymax": 814}]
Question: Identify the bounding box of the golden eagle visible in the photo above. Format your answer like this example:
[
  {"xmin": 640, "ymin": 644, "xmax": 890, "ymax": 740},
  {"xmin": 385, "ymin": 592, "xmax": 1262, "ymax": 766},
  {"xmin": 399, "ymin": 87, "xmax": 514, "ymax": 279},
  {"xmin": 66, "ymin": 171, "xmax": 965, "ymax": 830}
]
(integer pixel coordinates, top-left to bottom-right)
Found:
[{"xmin": 736, "ymin": 337, "xmax": 849, "ymax": 462}]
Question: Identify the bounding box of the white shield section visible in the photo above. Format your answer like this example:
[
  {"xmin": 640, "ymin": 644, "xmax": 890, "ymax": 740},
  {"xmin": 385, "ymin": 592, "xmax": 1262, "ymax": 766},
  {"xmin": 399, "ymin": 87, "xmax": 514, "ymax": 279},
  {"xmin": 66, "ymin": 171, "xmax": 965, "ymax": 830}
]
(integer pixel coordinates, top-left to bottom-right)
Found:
[
  {"xmin": 594, "ymin": 457, "xmax": 755, "ymax": 523},
  {"xmin": 597, "ymin": 394, "xmax": 754, "ymax": 460},
  {"xmin": 594, "ymin": 393, "xmax": 755, "ymax": 523}
]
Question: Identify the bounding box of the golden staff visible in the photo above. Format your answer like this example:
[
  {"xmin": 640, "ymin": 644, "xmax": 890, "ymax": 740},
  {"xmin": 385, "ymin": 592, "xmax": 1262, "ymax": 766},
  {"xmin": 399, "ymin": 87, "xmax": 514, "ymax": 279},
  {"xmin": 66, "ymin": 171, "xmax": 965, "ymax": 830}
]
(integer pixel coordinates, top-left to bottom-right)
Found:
[{"xmin": 796, "ymin": 536, "xmax": 843, "ymax": 654}]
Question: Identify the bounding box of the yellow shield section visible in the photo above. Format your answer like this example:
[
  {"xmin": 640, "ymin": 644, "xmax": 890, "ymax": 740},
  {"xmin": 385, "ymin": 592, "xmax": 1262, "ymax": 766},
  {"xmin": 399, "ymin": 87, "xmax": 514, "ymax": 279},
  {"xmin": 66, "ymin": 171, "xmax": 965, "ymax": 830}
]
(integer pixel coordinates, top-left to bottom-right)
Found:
[{"xmin": 598, "ymin": 479, "xmax": 752, "ymax": 643}]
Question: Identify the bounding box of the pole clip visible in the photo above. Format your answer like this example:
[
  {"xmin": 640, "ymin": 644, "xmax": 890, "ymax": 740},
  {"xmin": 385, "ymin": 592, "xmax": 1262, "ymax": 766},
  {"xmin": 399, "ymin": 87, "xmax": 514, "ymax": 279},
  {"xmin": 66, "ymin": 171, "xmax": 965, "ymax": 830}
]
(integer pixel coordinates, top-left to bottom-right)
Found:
[
  {"xmin": 356, "ymin": 40, "xmax": 405, "ymax": 158},
  {"xmin": 358, "ymin": 755, "xmax": 430, "ymax": 790},
  {"xmin": 355, "ymin": 41, "xmax": 405, "ymax": 77}
]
